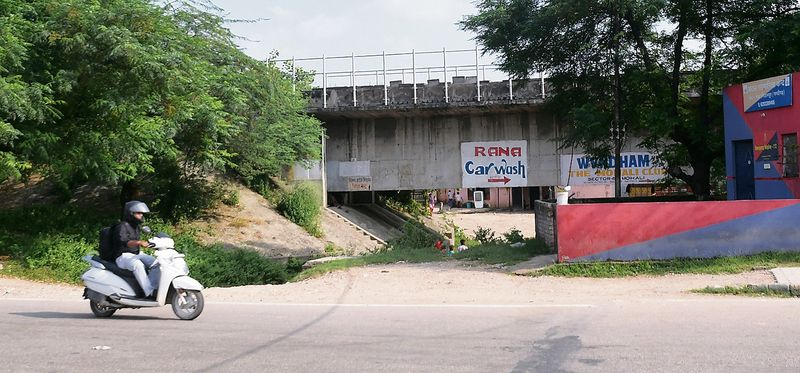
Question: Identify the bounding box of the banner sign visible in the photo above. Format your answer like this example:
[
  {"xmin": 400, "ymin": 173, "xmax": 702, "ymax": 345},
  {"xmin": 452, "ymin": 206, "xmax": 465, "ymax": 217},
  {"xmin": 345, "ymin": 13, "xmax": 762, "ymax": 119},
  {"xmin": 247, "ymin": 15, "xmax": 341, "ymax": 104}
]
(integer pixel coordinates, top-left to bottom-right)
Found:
[
  {"xmin": 461, "ymin": 140, "xmax": 528, "ymax": 187},
  {"xmin": 347, "ymin": 176, "xmax": 372, "ymax": 191},
  {"xmin": 743, "ymin": 74, "xmax": 792, "ymax": 112},
  {"xmin": 560, "ymin": 152, "xmax": 667, "ymax": 188}
]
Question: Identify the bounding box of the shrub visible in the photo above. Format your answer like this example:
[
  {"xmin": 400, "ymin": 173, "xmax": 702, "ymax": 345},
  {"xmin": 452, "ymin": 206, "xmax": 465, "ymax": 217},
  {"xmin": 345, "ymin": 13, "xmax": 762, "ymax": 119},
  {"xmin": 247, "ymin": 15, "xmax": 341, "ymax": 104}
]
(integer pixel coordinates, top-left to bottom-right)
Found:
[
  {"xmin": 277, "ymin": 183, "xmax": 322, "ymax": 236},
  {"xmin": 503, "ymin": 227, "xmax": 524, "ymax": 243},
  {"xmin": 474, "ymin": 226, "xmax": 497, "ymax": 244},
  {"xmin": 176, "ymin": 234, "xmax": 289, "ymax": 287},
  {"xmin": 20, "ymin": 235, "xmax": 95, "ymax": 283},
  {"xmin": 221, "ymin": 187, "xmax": 240, "ymax": 207},
  {"xmin": 388, "ymin": 221, "xmax": 437, "ymax": 251}
]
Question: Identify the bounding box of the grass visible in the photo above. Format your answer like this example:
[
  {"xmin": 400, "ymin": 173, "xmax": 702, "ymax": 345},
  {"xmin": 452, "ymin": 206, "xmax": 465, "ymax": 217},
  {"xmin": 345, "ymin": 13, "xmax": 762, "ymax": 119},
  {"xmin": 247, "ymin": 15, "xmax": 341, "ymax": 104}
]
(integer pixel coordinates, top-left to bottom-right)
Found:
[
  {"xmin": 291, "ymin": 238, "xmax": 551, "ymax": 282},
  {"xmin": 532, "ymin": 251, "xmax": 800, "ymax": 278},
  {"xmin": 0, "ymin": 203, "xmax": 296, "ymax": 287},
  {"xmin": 692, "ymin": 285, "xmax": 794, "ymax": 298},
  {"xmin": 0, "ymin": 259, "xmax": 69, "ymax": 283}
]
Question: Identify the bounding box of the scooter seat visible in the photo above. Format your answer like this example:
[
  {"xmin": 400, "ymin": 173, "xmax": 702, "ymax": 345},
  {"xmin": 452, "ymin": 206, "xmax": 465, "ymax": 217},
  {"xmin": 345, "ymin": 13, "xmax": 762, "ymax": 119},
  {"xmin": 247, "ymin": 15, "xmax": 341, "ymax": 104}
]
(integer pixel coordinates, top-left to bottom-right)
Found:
[
  {"xmin": 91, "ymin": 255, "xmax": 137, "ymax": 280},
  {"xmin": 90, "ymin": 255, "xmax": 146, "ymax": 298}
]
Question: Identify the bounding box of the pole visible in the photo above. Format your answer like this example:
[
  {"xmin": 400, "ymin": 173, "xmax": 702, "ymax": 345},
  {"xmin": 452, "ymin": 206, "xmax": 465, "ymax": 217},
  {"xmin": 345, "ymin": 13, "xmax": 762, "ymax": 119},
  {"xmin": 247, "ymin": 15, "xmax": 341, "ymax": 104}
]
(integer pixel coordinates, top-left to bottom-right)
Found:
[
  {"xmin": 613, "ymin": 0, "xmax": 623, "ymax": 198},
  {"xmin": 383, "ymin": 51, "xmax": 388, "ymax": 106},
  {"xmin": 351, "ymin": 52, "xmax": 357, "ymax": 107},
  {"xmin": 475, "ymin": 45, "xmax": 481, "ymax": 101},
  {"xmin": 322, "ymin": 54, "xmax": 327, "ymax": 109},
  {"xmin": 443, "ymin": 47, "xmax": 449, "ymax": 103},
  {"xmin": 412, "ymin": 49, "xmax": 417, "ymax": 104}
]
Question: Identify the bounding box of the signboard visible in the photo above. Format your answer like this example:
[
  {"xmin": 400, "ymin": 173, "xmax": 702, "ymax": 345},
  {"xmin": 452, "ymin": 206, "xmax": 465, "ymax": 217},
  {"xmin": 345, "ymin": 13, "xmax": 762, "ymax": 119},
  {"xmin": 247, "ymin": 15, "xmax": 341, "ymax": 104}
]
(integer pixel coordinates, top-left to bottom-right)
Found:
[
  {"xmin": 339, "ymin": 161, "xmax": 370, "ymax": 177},
  {"xmin": 461, "ymin": 140, "xmax": 528, "ymax": 187},
  {"xmin": 743, "ymin": 74, "xmax": 792, "ymax": 112},
  {"xmin": 560, "ymin": 152, "xmax": 667, "ymax": 190},
  {"xmin": 347, "ymin": 176, "xmax": 372, "ymax": 191}
]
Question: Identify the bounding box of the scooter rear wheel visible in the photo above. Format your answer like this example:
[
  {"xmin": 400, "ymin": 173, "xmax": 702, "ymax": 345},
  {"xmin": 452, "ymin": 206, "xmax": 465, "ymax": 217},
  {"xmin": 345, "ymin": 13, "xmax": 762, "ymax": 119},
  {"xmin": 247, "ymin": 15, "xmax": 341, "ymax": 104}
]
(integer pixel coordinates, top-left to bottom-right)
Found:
[
  {"xmin": 89, "ymin": 300, "xmax": 116, "ymax": 317},
  {"xmin": 171, "ymin": 289, "xmax": 204, "ymax": 320}
]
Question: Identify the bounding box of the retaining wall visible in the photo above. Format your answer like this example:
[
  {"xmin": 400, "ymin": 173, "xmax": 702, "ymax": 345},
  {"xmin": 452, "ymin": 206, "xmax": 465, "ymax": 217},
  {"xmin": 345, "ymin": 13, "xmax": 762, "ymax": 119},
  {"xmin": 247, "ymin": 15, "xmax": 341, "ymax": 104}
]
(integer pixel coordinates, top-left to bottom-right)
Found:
[{"xmin": 557, "ymin": 199, "xmax": 800, "ymax": 262}]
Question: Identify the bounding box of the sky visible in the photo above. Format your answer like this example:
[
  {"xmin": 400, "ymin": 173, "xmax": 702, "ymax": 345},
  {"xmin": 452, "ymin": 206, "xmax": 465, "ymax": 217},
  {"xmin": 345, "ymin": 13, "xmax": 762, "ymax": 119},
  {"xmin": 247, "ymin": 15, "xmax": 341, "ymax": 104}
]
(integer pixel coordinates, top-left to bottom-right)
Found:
[{"xmin": 210, "ymin": 0, "xmax": 507, "ymax": 85}]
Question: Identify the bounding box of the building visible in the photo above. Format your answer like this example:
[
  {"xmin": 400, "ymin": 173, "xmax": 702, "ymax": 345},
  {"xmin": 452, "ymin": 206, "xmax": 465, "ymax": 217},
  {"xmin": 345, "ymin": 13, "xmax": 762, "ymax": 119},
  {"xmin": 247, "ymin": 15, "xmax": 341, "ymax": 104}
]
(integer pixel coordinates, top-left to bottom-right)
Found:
[{"xmin": 723, "ymin": 72, "xmax": 800, "ymax": 199}]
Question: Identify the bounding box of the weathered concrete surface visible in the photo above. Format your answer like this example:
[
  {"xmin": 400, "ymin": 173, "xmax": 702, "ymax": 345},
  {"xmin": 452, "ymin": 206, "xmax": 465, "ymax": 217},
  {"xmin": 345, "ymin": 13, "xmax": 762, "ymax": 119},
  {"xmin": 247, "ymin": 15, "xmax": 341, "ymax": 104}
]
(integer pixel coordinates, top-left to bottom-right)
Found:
[{"xmin": 311, "ymin": 79, "xmax": 646, "ymax": 192}]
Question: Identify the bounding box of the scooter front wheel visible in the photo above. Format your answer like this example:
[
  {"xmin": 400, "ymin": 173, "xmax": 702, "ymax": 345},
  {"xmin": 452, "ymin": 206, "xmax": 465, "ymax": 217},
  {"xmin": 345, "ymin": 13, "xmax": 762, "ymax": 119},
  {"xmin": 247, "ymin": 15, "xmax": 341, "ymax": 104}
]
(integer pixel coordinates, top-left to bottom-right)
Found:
[
  {"xmin": 171, "ymin": 289, "xmax": 204, "ymax": 320},
  {"xmin": 89, "ymin": 300, "xmax": 116, "ymax": 317}
]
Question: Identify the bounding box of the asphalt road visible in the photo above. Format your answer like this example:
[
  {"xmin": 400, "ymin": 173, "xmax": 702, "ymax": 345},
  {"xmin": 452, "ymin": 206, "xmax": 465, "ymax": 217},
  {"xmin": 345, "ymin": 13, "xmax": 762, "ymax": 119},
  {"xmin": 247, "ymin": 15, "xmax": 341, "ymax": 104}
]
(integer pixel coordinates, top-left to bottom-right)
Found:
[{"xmin": 2, "ymin": 296, "xmax": 800, "ymax": 372}]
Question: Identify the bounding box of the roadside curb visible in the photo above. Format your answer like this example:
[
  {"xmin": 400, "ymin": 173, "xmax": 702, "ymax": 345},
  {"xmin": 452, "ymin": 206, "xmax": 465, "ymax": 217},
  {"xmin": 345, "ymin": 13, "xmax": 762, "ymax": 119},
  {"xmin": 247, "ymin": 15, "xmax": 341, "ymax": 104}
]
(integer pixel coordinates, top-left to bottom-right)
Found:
[
  {"xmin": 745, "ymin": 283, "xmax": 800, "ymax": 296},
  {"xmin": 745, "ymin": 268, "xmax": 800, "ymax": 296}
]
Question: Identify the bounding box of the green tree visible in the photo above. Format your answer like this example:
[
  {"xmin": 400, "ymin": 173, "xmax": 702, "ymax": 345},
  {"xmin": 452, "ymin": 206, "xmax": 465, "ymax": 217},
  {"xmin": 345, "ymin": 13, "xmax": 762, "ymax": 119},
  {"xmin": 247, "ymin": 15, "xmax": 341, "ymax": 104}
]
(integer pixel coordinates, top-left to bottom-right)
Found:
[
  {"xmin": 462, "ymin": 0, "xmax": 800, "ymax": 198},
  {"xmin": 0, "ymin": 0, "xmax": 321, "ymax": 216}
]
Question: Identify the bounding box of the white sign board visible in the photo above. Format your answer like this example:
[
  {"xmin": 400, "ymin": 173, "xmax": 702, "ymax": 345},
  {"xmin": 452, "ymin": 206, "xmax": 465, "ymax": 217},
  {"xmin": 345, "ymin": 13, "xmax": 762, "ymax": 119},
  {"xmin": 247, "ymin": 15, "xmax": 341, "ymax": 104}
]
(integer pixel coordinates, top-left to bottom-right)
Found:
[
  {"xmin": 338, "ymin": 161, "xmax": 370, "ymax": 177},
  {"xmin": 560, "ymin": 152, "xmax": 667, "ymax": 188},
  {"xmin": 461, "ymin": 140, "xmax": 528, "ymax": 187}
]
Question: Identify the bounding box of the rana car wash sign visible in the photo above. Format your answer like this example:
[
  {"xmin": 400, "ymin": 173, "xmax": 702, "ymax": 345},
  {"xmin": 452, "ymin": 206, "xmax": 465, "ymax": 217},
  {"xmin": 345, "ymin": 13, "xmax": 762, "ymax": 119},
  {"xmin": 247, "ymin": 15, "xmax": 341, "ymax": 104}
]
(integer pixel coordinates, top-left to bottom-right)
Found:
[
  {"xmin": 743, "ymin": 74, "xmax": 792, "ymax": 112},
  {"xmin": 461, "ymin": 140, "xmax": 528, "ymax": 187}
]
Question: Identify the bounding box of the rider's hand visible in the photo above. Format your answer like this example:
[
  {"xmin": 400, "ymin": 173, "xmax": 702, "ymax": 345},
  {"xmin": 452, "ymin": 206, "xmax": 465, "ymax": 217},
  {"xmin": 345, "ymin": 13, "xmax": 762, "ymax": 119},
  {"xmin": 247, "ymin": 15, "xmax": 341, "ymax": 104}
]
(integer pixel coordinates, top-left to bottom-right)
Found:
[{"xmin": 139, "ymin": 240, "xmax": 149, "ymax": 248}]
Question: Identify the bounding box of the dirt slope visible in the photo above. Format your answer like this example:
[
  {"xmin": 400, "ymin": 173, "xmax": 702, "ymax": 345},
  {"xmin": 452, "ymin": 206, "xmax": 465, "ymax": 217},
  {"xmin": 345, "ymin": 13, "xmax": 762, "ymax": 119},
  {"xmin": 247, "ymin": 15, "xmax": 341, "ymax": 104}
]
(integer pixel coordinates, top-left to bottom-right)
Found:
[{"xmin": 194, "ymin": 185, "xmax": 380, "ymax": 257}]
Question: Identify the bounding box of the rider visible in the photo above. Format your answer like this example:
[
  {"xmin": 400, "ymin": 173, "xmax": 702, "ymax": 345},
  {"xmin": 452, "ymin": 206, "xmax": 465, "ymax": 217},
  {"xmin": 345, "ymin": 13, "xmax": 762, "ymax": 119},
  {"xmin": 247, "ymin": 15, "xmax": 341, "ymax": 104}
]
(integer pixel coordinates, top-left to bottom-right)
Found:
[{"xmin": 114, "ymin": 200, "xmax": 156, "ymax": 297}]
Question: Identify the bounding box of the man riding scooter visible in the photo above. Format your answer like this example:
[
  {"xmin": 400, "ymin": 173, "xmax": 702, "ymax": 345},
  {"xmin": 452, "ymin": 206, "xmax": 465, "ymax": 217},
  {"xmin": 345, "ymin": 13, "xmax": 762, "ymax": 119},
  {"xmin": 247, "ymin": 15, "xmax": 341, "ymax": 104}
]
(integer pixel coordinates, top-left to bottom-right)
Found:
[{"xmin": 114, "ymin": 201, "xmax": 156, "ymax": 298}]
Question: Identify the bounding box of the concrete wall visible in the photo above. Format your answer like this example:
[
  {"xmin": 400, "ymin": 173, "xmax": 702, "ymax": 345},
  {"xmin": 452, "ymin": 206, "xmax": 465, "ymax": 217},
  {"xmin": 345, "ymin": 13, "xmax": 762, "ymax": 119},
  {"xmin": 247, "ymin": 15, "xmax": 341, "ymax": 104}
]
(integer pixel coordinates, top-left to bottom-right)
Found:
[
  {"xmin": 322, "ymin": 110, "xmax": 561, "ymax": 191},
  {"xmin": 309, "ymin": 78, "xmax": 545, "ymax": 108},
  {"xmin": 557, "ymin": 200, "xmax": 800, "ymax": 262}
]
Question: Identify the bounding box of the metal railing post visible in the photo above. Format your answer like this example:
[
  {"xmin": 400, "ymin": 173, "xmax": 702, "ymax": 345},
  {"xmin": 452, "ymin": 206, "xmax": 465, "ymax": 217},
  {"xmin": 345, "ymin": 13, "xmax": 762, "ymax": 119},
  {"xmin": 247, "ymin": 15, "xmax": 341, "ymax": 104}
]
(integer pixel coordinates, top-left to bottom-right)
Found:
[
  {"xmin": 541, "ymin": 72, "xmax": 546, "ymax": 98},
  {"xmin": 291, "ymin": 57, "xmax": 296, "ymax": 92},
  {"xmin": 412, "ymin": 49, "xmax": 417, "ymax": 104},
  {"xmin": 443, "ymin": 47, "xmax": 449, "ymax": 103},
  {"xmin": 475, "ymin": 45, "xmax": 481, "ymax": 101},
  {"xmin": 383, "ymin": 51, "xmax": 388, "ymax": 105},
  {"xmin": 322, "ymin": 54, "xmax": 327, "ymax": 108},
  {"xmin": 509, "ymin": 74, "xmax": 513, "ymax": 101},
  {"xmin": 351, "ymin": 53, "xmax": 357, "ymax": 107}
]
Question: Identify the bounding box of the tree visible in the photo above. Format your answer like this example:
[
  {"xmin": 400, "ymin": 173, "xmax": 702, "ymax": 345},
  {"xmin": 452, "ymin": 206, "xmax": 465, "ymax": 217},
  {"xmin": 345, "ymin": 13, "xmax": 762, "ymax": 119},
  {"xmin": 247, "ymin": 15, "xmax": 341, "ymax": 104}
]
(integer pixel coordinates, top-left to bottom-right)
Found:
[
  {"xmin": 462, "ymin": 0, "xmax": 800, "ymax": 198},
  {"xmin": 0, "ymin": 0, "xmax": 321, "ymax": 212}
]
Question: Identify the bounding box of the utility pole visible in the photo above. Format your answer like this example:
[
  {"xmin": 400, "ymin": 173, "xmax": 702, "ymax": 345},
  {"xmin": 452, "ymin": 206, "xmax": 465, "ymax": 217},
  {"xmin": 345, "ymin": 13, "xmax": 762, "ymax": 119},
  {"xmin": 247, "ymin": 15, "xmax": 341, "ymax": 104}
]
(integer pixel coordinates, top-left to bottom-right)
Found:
[{"xmin": 612, "ymin": 0, "xmax": 623, "ymax": 198}]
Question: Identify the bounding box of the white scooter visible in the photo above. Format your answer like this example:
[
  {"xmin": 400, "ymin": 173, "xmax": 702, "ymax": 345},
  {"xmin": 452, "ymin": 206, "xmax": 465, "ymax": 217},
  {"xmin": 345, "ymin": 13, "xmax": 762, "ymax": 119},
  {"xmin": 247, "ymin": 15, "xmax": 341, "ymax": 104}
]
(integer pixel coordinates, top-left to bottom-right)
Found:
[{"xmin": 81, "ymin": 232, "xmax": 204, "ymax": 320}]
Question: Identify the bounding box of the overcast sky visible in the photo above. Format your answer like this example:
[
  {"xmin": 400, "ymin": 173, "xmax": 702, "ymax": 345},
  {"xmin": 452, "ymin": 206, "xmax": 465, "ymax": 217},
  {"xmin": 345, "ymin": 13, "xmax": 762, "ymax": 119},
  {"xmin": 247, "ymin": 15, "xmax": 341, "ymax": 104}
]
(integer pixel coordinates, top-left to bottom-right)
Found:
[
  {"xmin": 210, "ymin": 1, "xmax": 507, "ymax": 85},
  {"xmin": 213, "ymin": 0, "xmax": 481, "ymax": 59}
]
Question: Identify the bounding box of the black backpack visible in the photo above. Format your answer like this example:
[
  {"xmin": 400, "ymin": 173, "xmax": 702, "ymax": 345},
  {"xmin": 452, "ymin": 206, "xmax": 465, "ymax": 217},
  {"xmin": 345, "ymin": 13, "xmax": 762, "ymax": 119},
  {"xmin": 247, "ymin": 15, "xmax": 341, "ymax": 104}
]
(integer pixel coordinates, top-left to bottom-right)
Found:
[{"xmin": 98, "ymin": 223, "xmax": 120, "ymax": 261}]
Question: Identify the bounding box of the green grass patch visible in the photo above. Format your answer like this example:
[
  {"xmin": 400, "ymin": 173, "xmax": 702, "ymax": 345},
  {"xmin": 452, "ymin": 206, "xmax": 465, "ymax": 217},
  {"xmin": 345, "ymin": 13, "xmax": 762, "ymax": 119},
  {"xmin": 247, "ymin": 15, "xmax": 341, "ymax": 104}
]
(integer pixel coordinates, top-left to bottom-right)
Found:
[
  {"xmin": 0, "ymin": 203, "xmax": 296, "ymax": 287},
  {"xmin": 692, "ymin": 286, "xmax": 793, "ymax": 298},
  {"xmin": 455, "ymin": 238, "xmax": 549, "ymax": 265},
  {"xmin": 533, "ymin": 251, "xmax": 800, "ymax": 278}
]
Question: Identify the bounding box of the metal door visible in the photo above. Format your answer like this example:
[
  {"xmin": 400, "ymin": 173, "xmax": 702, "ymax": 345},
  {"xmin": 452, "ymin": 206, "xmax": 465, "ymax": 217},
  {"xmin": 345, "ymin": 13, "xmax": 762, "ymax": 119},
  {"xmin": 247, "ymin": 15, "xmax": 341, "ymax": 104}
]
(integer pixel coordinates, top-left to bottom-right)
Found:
[{"xmin": 733, "ymin": 140, "xmax": 755, "ymax": 199}]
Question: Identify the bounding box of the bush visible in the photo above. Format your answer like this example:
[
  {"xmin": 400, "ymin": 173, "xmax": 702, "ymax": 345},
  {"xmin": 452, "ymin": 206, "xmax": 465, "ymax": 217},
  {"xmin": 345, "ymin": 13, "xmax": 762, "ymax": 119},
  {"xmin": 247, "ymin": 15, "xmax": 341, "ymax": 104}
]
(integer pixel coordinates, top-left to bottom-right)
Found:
[
  {"xmin": 277, "ymin": 183, "xmax": 322, "ymax": 236},
  {"xmin": 175, "ymin": 233, "xmax": 289, "ymax": 287},
  {"xmin": 503, "ymin": 227, "xmax": 524, "ymax": 243},
  {"xmin": 19, "ymin": 235, "xmax": 95, "ymax": 283},
  {"xmin": 388, "ymin": 221, "xmax": 437, "ymax": 251},
  {"xmin": 221, "ymin": 187, "xmax": 240, "ymax": 207},
  {"xmin": 474, "ymin": 226, "xmax": 497, "ymax": 244}
]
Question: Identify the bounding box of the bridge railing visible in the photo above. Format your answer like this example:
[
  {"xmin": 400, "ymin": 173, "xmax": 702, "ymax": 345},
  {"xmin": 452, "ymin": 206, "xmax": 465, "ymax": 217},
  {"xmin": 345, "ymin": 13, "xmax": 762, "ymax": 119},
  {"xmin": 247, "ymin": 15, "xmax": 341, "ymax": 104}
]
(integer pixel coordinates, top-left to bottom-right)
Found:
[{"xmin": 271, "ymin": 47, "xmax": 548, "ymax": 109}]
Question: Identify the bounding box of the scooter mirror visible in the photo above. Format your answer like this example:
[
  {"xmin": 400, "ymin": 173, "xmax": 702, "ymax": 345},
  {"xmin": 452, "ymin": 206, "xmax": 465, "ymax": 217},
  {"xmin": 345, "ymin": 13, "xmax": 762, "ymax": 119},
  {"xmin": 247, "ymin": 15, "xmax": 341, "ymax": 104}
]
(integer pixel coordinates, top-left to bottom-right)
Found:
[{"xmin": 141, "ymin": 226, "xmax": 152, "ymax": 234}]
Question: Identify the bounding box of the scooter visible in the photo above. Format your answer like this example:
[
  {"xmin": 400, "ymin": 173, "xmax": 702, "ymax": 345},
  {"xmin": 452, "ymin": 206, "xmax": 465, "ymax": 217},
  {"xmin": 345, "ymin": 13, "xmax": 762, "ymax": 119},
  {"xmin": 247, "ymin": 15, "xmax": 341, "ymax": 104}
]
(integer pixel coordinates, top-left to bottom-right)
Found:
[{"xmin": 81, "ymin": 231, "xmax": 205, "ymax": 320}]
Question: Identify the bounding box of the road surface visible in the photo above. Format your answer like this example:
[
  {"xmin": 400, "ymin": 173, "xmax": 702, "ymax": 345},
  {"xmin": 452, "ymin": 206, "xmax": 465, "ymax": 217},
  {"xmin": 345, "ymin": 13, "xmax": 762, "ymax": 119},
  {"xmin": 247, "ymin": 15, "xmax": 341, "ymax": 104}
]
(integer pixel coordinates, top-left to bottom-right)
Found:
[{"xmin": 2, "ymin": 296, "xmax": 799, "ymax": 372}]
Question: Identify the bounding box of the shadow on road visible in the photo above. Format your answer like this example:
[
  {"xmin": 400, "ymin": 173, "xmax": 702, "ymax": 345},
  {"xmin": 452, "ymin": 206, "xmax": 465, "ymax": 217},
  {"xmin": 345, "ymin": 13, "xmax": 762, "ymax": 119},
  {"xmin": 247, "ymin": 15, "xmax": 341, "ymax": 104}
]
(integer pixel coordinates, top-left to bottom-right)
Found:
[
  {"xmin": 197, "ymin": 273, "xmax": 356, "ymax": 372},
  {"xmin": 10, "ymin": 311, "xmax": 165, "ymax": 320}
]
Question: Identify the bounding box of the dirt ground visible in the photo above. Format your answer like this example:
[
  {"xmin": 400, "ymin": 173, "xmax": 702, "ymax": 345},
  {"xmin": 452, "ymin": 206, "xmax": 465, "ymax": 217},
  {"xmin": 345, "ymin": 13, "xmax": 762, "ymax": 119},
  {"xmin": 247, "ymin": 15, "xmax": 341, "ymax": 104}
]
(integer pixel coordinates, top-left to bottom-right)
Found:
[
  {"xmin": 436, "ymin": 210, "xmax": 536, "ymax": 239},
  {"xmin": 194, "ymin": 185, "xmax": 380, "ymax": 257},
  {"xmin": 0, "ymin": 262, "xmax": 774, "ymax": 304}
]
